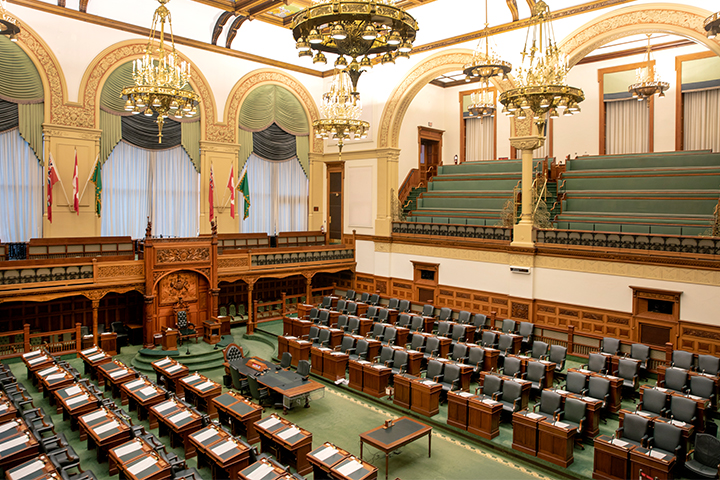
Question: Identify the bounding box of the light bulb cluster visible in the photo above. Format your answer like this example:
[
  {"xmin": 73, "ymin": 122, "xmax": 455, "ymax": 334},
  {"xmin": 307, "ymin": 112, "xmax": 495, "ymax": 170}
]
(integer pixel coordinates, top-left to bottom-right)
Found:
[
  {"xmin": 0, "ymin": 0, "xmax": 20, "ymax": 42},
  {"xmin": 313, "ymin": 71, "xmax": 369, "ymax": 151},
  {"xmin": 467, "ymin": 84, "xmax": 496, "ymax": 118},
  {"xmin": 627, "ymin": 35, "xmax": 669, "ymax": 102},
  {"xmin": 463, "ymin": 0, "xmax": 511, "ymax": 84}
]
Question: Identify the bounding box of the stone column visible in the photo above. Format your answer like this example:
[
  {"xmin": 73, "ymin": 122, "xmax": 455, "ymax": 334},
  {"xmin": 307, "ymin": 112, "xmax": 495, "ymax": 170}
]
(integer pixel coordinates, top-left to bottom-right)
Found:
[
  {"xmin": 92, "ymin": 300, "xmax": 100, "ymax": 346},
  {"xmin": 375, "ymin": 148, "xmax": 401, "ymax": 237},
  {"xmin": 509, "ymin": 136, "xmax": 545, "ymax": 248}
]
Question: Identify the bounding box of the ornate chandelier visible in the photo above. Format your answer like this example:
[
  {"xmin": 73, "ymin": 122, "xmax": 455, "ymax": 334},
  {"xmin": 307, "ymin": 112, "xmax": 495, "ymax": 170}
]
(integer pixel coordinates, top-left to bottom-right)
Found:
[
  {"xmin": 463, "ymin": 0, "xmax": 511, "ymax": 83},
  {"xmin": 292, "ymin": 0, "xmax": 418, "ymax": 92},
  {"xmin": 468, "ymin": 81, "xmax": 495, "ymax": 118},
  {"xmin": 628, "ymin": 34, "xmax": 669, "ymax": 101},
  {"xmin": 0, "ymin": 0, "xmax": 20, "ymax": 41},
  {"xmin": 122, "ymin": 0, "xmax": 199, "ymax": 143},
  {"xmin": 499, "ymin": 1, "xmax": 584, "ymax": 130},
  {"xmin": 313, "ymin": 70, "xmax": 369, "ymax": 153},
  {"xmin": 705, "ymin": 11, "xmax": 720, "ymax": 39}
]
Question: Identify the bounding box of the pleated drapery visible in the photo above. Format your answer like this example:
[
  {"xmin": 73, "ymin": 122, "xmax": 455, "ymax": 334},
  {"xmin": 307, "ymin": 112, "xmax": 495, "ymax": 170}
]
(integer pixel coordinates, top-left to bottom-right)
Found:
[
  {"xmin": 0, "ymin": 100, "xmax": 18, "ymax": 132},
  {"xmin": 121, "ymin": 114, "xmax": 182, "ymax": 150},
  {"xmin": 0, "ymin": 128, "xmax": 42, "ymax": 242},
  {"xmin": 238, "ymin": 85, "xmax": 309, "ymax": 135},
  {"xmin": 99, "ymin": 110, "xmax": 122, "ymax": 167},
  {"xmin": 605, "ymin": 99, "xmax": 649, "ymax": 155},
  {"xmin": 238, "ymin": 129, "xmax": 254, "ymax": 171},
  {"xmin": 465, "ymin": 117, "xmax": 494, "ymax": 161},
  {"xmin": 252, "ymin": 123, "xmax": 297, "ymax": 161},
  {"xmin": 101, "ymin": 141, "xmax": 199, "ymax": 238},
  {"xmin": 684, "ymin": 89, "xmax": 720, "ymax": 152}
]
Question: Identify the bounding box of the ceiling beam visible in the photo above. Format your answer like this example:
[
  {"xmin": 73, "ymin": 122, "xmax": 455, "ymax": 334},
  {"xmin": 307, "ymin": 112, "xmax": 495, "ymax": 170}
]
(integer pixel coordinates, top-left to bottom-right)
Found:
[
  {"xmin": 576, "ymin": 39, "xmax": 694, "ymax": 65},
  {"xmin": 211, "ymin": 11, "xmax": 234, "ymax": 45},
  {"xmin": 226, "ymin": 15, "xmax": 248, "ymax": 48}
]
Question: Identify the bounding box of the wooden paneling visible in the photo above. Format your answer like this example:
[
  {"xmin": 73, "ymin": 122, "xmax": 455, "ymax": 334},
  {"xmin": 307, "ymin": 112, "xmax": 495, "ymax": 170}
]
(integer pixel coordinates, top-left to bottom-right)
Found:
[
  {"xmin": 679, "ymin": 321, "xmax": 720, "ymax": 356},
  {"xmin": 535, "ymin": 300, "xmax": 632, "ymax": 339}
]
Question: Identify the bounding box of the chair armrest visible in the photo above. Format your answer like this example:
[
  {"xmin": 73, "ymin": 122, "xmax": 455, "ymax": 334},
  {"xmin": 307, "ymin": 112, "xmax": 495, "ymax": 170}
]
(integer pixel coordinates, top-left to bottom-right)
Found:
[
  {"xmin": 346, "ymin": 347, "xmax": 356, "ymax": 354},
  {"xmin": 580, "ymin": 364, "xmax": 588, "ymax": 370},
  {"xmin": 458, "ymin": 356, "xmax": 468, "ymax": 364},
  {"xmin": 554, "ymin": 407, "xmax": 563, "ymax": 418},
  {"xmin": 373, "ymin": 356, "xmax": 380, "ymax": 363},
  {"xmin": 433, "ymin": 374, "xmax": 444, "ymax": 383},
  {"xmin": 642, "ymin": 435, "xmax": 650, "ymax": 448},
  {"xmin": 616, "ymin": 427, "xmax": 624, "ymax": 438},
  {"xmin": 492, "ymin": 392, "xmax": 501, "ymax": 400},
  {"xmin": 613, "ymin": 369, "xmax": 619, "ymax": 376},
  {"xmin": 430, "ymin": 349, "xmax": 439, "ymax": 357},
  {"xmin": 400, "ymin": 363, "xmax": 408, "ymax": 373},
  {"xmin": 450, "ymin": 379, "xmax": 460, "ymax": 391},
  {"xmin": 458, "ymin": 335, "xmax": 465, "ymax": 343},
  {"xmin": 384, "ymin": 360, "xmax": 394, "ymax": 368},
  {"xmin": 333, "ymin": 345, "xmax": 341, "ymax": 351},
  {"xmin": 518, "ymin": 372, "xmax": 527, "ymax": 380},
  {"xmin": 686, "ymin": 448, "xmax": 695, "ymax": 461},
  {"xmin": 532, "ymin": 404, "xmax": 538, "ymax": 412},
  {"xmin": 513, "ymin": 398, "xmax": 522, "ymax": 411}
]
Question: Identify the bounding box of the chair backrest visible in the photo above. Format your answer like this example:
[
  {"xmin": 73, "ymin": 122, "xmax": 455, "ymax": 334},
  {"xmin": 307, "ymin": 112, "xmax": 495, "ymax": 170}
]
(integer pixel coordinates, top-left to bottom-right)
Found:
[
  {"xmin": 549, "ymin": 345, "xmax": 567, "ymax": 367},
  {"xmin": 224, "ymin": 343, "xmax": 244, "ymax": 363},
  {"xmin": 346, "ymin": 302, "xmax": 358, "ymax": 315},
  {"xmin": 527, "ymin": 361, "xmax": 545, "ymax": 382},
  {"xmin": 388, "ymin": 298, "xmax": 400, "ymax": 310},
  {"xmin": 426, "ymin": 360, "xmax": 444, "ymax": 379},
  {"xmin": 622, "ymin": 413, "xmax": 650, "ymax": 443},
  {"xmin": 371, "ymin": 323, "xmax": 385, "ymax": 338},
  {"xmin": 176, "ymin": 313, "xmax": 188, "ymax": 328},
  {"xmin": 565, "ymin": 397, "xmax": 587, "ymax": 425},
  {"xmin": 601, "ymin": 337, "xmax": 620, "ymax": 355},
  {"xmin": 481, "ymin": 331, "xmax": 497, "ymax": 347},
  {"xmin": 230, "ymin": 367, "xmax": 243, "ymax": 391},
  {"xmin": 693, "ymin": 434, "xmax": 720, "ymax": 469},
  {"xmin": 444, "ymin": 364, "xmax": 461, "ymax": 383},
  {"xmin": 641, "ymin": 388, "xmax": 667, "ymax": 415},
  {"xmin": 228, "ymin": 304, "xmax": 236, "ymax": 317},
  {"xmin": 473, "ymin": 314, "xmax": 488, "ymax": 330},
  {"xmin": 398, "ymin": 299, "xmax": 410, "ymax": 312},
  {"xmin": 588, "ymin": 353, "xmax": 606, "ymax": 373},
  {"xmin": 339, "ymin": 336, "xmax": 355, "ymax": 353},
  {"xmin": 317, "ymin": 329, "xmax": 331, "ymax": 344},
  {"xmin": 410, "ymin": 334, "xmax": 425, "ymax": 351},
  {"xmin": 451, "ymin": 344, "xmax": 468, "ymax": 361},
  {"xmin": 539, "ymin": 390, "xmax": 562, "ymax": 415},
  {"xmin": 297, "ymin": 360, "xmax": 310, "ymax": 377},
  {"xmin": 366, "ymin": 306, "xmax": 378, "ymax": 320},
  {"xmin": 393, "ymin": 350, "xmax": 408, "ymax": 369},
  {"xmin": 280, "ymin": 352, "xmax": 292, "ymax": 369},
  {"xmin": 498, "ymin": 334, "xmax": 513, "ymax": 352},
  {"xmin": 691, "ymin": 375, "xmax": 715, "ymax": 399},
  {"xmin": 348, "ymin": 317, "xmax": 360, "ymax": 333},
  {"xmin": 397, "ymin": 314, "xmax": 411, "ymax": 327},
  {"xmin": 484, "ymin": 375, "xmax": 502, "ymax": 396},
  {"xmin": 664, "ymin": 367, "xmax": 688, "ymax": 392},
  {"xmin": 501, "ymin": 319, "xmax": 516, "ymax": 334},
  {"xmin": 588, "ymin": 376, "xmax": 610, "ymax": 401},
  {"xmin": 336, "ymin": 299, "xmax": 347, "ymax": 312},
  {"xmin": 501, "ymin": 380, "xmax": 522, "ymax": 402},
  {"xmin": 531, "ymin": 341, "xmax": 548, "ymax": 359},
  {"xmin": 309, "ymin": 307, "xmax": 319, "ymax": 320},
  {"xmin": 377, "ymin": 309, "xmax": 390, "ymax": 323},
  {"xmin": 336, "ymin": 315, "xmax": 348, "ymax": 330},
  {"xmin": 359, "ymin": 292, "xmax": 369, "ymax": 303},
  {"xmin": 671, "ymin": 395, "xmax": 697, "ymax": 425},
  {"xmin": 437, "ymin": 322, "xmax": 451, "ymax": 337},
  {"xmin": 246, "ymin": 375, "xmax": 263, "ymax": 400},
  {"xmin": 384, "ymin": 327, "xmax": 397, "ymax": 344},
  {"xmin": 426, "ymin": 337, "xmax": 440, "ymax": 354},
  {"xmin": 504, "ymin": 357, "xmax": 522, "ymax": 377},
  {"xmin": 672, "ymin": 350, "xmax": 694, "ymax": 370},
  {"xmin": 321, "ymin": 296, "xmax": 332, "ymax": 308},
  {"xmin": 318, "ymin": 310, "xmax": 330, "ymax": 324},
  {"xmin": 369, "ymin": 294, "xmax": 380, "ymax": 305},
  {"xmin": 346, "ymin": 290, "xmax": 356, "ymax": 300},
  {"xmin": 356, "ymin": 339, "xmax": 369, "ymax": 356},
  {"xmin": 438, "ymin": 307, "xmax": 452, "ymax": 321},
  {"xmin": 468, "ymin": 347, "xmax": 485, "ymax": 367},
  {"xmin": 698, "ymin": 354, "xmax": 720, "ymax": 376},
  {"xmin": 308, "ymin": 326, "xmax": 319, "ymax": 339},
  {"xmin": 630, "ymin": 344, "xmax": 650, "ymax": 365},
  {"xmin": 653, "ymin": 422, "xmax": 682, "ymax": 455},
  {"xmin": 518, "ymin": 322, "xmax": 534, "ymax": 340},
  {"xmin": 422, "ymin": 304, "xmax": 434, "ymax": 317},
  {"xmin": 410, "ymin": 316, "xmax": 424, "ymax": 332},
  {"xmin": 379, "ymin": 346, "xmax": 394, "ymax": 364},
  {"xmin": 451, "ymin": 324, "xmax": 465, "ymax": 342},
  {"xmin": 457, "ymin": 311, "xmax": 471, "ymax": 324},
  {"xmin": 617, "ymin": 359, "xmax": 639, "ymax": 380}
]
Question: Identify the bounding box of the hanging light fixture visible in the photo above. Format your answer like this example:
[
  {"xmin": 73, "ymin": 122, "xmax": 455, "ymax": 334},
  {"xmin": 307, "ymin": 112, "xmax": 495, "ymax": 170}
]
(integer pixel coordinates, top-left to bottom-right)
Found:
[
  {"xmin": 628, "ymin": 34, "xmax": 670, "ymax": 102},
  {"xmin": 0, "ymin": 0, "xmax": 20, "ymax": 42},
  {"xmin": 292, "ymin": 0, "xmax": 419, "ymax": 93},
  {"xmin": 705, "ymin": 11, "xmax": 720, "ymax": 39},
  {"xmin": 499, "ymin": 1, "xmax": 584, "ymax": 132},
  {"xmin": 462, "ymin": 0, "xmax": 511, "ymax": 83},
  {"xmin": 467, "ymin": 80, "xmax": 495, "ymax": 118},
  {"xmin": 121, "ymin": 0, "xmax": 200, "ymax": 143},
  {"xmin": 313, "ymin": 70, "xmax": 370, "ymax": 155}
]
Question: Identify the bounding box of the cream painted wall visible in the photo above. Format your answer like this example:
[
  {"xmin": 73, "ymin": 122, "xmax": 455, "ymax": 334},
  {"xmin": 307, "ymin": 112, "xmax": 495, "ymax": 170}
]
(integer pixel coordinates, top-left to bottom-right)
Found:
[{"xmin": 344, "ymin": 160, "xmax": 377, "ymax": 236}]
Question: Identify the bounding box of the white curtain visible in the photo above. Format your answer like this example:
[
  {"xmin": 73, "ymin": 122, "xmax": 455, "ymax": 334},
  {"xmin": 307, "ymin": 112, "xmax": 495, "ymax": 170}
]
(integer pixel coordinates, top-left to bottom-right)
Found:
[
  {"xmin": 240, "ymin": 153, "xmax": 308, "ymax": 234},
  {"xmin": 102, "ymin": 141, "xmax": 198, "ymax": 238},
  {"xmin": 684, "ymin": 89, "xmax": 720, "ymax": 152},
  {"xmin": 605, "ymin": 99, "xmax": 649, "ymax": 154},
  {"xmin": 0, "ymin": 128, "xmax": 41, "ymax": 242},
  {"xmin": 465, "ymin": 117, "xmax": 494, "ymax": 161}
]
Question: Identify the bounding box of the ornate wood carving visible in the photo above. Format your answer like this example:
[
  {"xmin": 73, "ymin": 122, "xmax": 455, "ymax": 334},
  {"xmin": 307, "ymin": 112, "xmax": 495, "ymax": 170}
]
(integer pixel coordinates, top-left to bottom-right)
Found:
[
  {"xmin": 683, "ymin": 327, "xmax": 720, "ymax": 341},
  {"xmin": 156, "ymin": 248, "xmax": 210, "ymax": 264},
  {"xmin": 511, "ymin": 302, "xmax": 530, "ymax": 320},
  {"xmin": 159, "ymin": 272, "xmax": 198, "ymax": 305},
  {"xmin": 559, "ymin": 308, "xmax": 579, "ymax": 317},
  {"xmin": 97, "ymin": 264, "xmax": 144, "ymax": 278},
  {"xmin": 376, "ymin": 280, "xmax": 387, "ymax": 294},
  {"xmin": 217, "ymin": 257, "xmax": 250, "ymax": 269}
]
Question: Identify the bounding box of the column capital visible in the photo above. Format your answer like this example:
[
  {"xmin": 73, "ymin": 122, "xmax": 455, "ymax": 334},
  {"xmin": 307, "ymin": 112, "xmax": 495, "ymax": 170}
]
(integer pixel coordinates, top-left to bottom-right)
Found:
[{"xmin": 509, "ymin": 135, "xmax": 545, "ymax": 151}]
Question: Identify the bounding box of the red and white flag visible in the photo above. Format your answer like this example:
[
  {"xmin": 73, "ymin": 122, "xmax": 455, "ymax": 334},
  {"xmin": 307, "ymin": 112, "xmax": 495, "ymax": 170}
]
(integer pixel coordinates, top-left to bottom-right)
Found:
[
  {"xmin": 227, "ymin": 165, "xmax": 235, "ymax": 219},
  {"xmin": 46, "ymin": 154, "xmax": 60, "ymax": 223},
  {"xmin": 72, "ymin": 150, "xmax": 80, "ymax": 215},
  {"xmin": 209, "ymin": 164, "xmax": 215, "ymax": 222}
]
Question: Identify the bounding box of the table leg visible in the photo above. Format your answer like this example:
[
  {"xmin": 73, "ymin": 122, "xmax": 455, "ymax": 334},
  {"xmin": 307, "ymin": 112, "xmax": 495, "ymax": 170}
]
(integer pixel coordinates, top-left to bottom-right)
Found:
[
  {"xmin": 428, "ymin": 432, "xmax": 432, "ymax": 457},
  {"xmin": 360, "ymin": 440, "xmax": 363, "ymax": 460},
  {"xmin": 385, "ymin": 453, "xmax": 389, "ymax": 480}
]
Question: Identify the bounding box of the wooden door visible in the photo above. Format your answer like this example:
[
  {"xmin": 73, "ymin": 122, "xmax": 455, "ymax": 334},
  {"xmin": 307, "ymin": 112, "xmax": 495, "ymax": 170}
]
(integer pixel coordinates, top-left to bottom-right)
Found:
[
  {"xmin": 327, "ymin": 163, "xmax": 344, "ymax": 244},
  {"xmin": 418, "ymin": 127, "xmax": 444, "ymax": 185}
]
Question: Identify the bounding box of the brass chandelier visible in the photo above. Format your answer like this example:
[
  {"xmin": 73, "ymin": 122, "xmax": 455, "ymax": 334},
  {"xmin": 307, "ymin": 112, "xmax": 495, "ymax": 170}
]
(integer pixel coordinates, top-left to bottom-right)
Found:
[
  {"xmin": 122, "ymin": 0, "xmax": 199, "ymax": 143},
  {"xmin": 628, "ymin": 34, "xmax": 669, "ymax": 102},
  {"xmin": 0, "ymin": 0, "xmax": 20, "ymax": 41},
  {"xmin": 499, "ymin": 1, "xmax": 584, "ymax": 130},
  {"xmin": 467, "ymin": 81, "xmax": 496, "ymax": 118},
  {"xmin": 463, "ymin": 0, "xmax": 511, "ymax": 83},
  {"xmin": 705, "ymin": 11, "xmax": 720, "ymax": 39},
  {"xmin": 292, "ymin": 0, "xmax": 419, "ymax": 92},
  {"xmin": 313, "ymin": 70, "xmax": 369, "ymax": 154}
]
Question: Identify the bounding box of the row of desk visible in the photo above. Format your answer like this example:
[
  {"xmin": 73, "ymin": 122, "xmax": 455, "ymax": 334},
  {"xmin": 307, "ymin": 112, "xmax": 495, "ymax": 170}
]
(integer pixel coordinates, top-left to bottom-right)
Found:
[{"xmin": 593, "ymin": 434, "xmax": 676, "ymax": 480}]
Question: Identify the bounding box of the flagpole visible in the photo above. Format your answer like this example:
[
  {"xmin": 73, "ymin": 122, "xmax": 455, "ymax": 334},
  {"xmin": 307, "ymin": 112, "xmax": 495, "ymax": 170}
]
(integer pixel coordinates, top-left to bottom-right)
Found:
[
  {"xmin": 78, "ymin": 152, "xmax": 100, "ymax": 203},
  {"xmin": 48, "ymin": 153, "xmax": 73, "ymax": 210}
]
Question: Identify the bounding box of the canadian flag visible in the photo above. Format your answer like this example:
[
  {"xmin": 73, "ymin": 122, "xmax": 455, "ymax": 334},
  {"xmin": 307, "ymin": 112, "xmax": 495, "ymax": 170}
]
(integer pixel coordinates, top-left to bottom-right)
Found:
[
  {"xmin": 72, "ymin": 150, "xmax": 79, "ymax": 215},
  {"xmin": 227, "ymin": 165, "xmax": 235, "ymax": 219}
]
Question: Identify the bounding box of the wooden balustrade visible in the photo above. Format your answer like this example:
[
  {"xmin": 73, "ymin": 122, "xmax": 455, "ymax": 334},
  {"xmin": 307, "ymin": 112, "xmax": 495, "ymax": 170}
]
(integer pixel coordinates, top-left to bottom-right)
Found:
[{"xmin": 398, "ymin": 168, "xmax": 421, "ymax": 206}]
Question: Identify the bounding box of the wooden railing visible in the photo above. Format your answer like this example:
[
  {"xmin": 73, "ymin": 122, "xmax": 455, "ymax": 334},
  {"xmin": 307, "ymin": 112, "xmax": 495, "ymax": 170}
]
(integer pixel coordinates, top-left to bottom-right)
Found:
[
  {"xmin": 392, "ymin": 221, "xmax": 512, "ymax": 243},
  {"xmin": 253, "ymin": 292, "xmax": 311, "ymax": 323},
  {"xmin": 0, "ymin": 323, "xmax": 82, "ymax": 360},
  {"xmin": 398, "ymin": 168, "xmax": 421, "ymax": 206}
]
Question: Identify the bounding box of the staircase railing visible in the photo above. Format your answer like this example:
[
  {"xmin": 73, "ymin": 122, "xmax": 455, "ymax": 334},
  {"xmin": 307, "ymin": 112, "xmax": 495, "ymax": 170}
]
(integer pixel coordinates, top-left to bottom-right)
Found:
[
  {"xmin": 532, "ymin": 175, "xmax": 548, "ymax": 217},
  {"xmin": 399, "ymin": 168, "xmax": 421, "ymax": 206}
]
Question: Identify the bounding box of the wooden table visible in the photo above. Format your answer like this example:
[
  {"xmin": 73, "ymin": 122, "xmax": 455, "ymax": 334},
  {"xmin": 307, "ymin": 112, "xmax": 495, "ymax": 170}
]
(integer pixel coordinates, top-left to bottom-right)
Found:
[
  {"xmin": 120, "ymin": 378, "xmax": 166, "ymax": 425},
  {"xmin": 38, "ymin": 366, "xmax": 73, "ymax": 401},
  {"xmin": 308, "ymin": 442, "xmax": 378, "ymax": 480},
  {"xmin": 447, "ymin": 390, "xmax": 473, "ymax": 430},
  {"xmin": 152, "ymin": 357, "xmax": 189, "ymax": 395},
  {"xmin": 255, "ymin": 414, "xmax": 313, "ymax": 476},
  {"xmin": 78, "ymin": 408, "xmax": 132, "ymax": 463},
  {"xmin": 5, "ymin": 454, "xmax": 57, "ymax": 480},
  {"xmin": 511, "ymin": 410, "xmax": 545, "ymax": 456},
  {"xmin": 359, "ymin": 417, "xmax": 432, "ymax": 480},
  {"xmin": 189, "ymin": 425, "xmax": 251, "ymax": 479},
  {"xmin": 0, "ymin": 393, "xmax": 17, "ymax": 424},
  {"xmin": 97, "ymin": 361, "xmax": 137, "ymax": 402},
  {"xmin": 22, "ymin": 350, "xmax": 52, "ymax": 383},
  {"xmin": 212, "ymin": 392, "xmax": 264, "ymax": 444},
  {"xmin": 238, "ymin": 457, "xmax": 291, "ymax": 480},
  {"xmin": 569, "ymin": 368, "xmax": 623, "ymax": 413},
  {"xmin": 0, "ymin": 418, "xmax": 40, "ymax": 471},
  {"xmin": 203, "ymin": 319, "xmax": 221, "ymax": 345},
  {"xmin": 363, "ymin": 362, "xmax": 392, "ymax": 398},
  {"xmin": 181, "ymin": 373, "xmax": 222, "ymax": 419},
  {"xmin": 108, "ymin": 437, "xmax": 172, "ymax": 480},
  {"xmin": 78, "ymin": 346, "xmax": 112, "ymax": 379},
  {"xmin": 537, "ymin": 419, "xmax": 577, "ymax": 467},
  {"xmin": 593, "ymin": 434, "xmax": 636, "ymax": 480},
  {"xmin": 410, "ymin": 377, "xmax": 442, "ymax": 417},
  {"xmin": 468, "ymin": 395, "xmax": 502, "ymax": 439},
  {"xmin": 55, "ymin": 383, "xmax": 101, "ymax": 430},
  {"xmin": 629, "ymin": 446, "xmax": 676, "ymax": 480},
  {"xmin": 150, "ymin": 399, "xmax": 203, "ymax": 459}
]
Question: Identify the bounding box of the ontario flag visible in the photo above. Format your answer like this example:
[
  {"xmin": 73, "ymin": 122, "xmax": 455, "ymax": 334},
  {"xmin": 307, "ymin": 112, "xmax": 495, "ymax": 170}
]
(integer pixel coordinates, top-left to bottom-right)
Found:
[
  {"xmin": 46, "ymin": 154, "xmax": 60, "ymax": 223},
  {"xmin": 209, "ymin": 164, "xmax": 215, "ymax": 222},
  {"xmin": 227, "ymin": 165, "xmax": 235, "ymax": 219},
  {"xmin": 72, "ymin": 150, "xmax": 80, "ymax": 215}
]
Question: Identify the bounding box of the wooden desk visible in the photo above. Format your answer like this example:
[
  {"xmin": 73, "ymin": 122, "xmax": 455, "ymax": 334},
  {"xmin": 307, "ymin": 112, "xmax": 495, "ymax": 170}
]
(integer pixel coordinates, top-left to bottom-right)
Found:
[
  {"xmin": 447, "ymin": 390, "xmax": 473, "ymax": 430},
  {"xmin": 219, "ymin": 316, "xmax": 231, "ymax": 336},
  {"xmin": 511, "ymin": 410, "xmax": 545, "ymax": 456},
  {"xmin": 468, "ymin": 395, "xmax": 502, "ymax": 440},
  {"xmin": 0, "ymin": 393, "xmax": 17, "ymax": 424},
  {"xmin": 323, "ymin": 350, "xmax": 349, "ymax": 381},
  {"xmin": 393, "ymin": 374, "xmax": 412, "ymax": 409},
  {"xmin": 181, "ymin": 373, "xmax": 222, "ymax": 419},
  {"xmin": 161, "ymin": 328, "xmax": 179, "ymax": 351},
  {"xmin": 319, "ymin": 326, "xmax": 344, "ymax": 349},
  {"xmin": 202, "ymin": 320, "xmax": 221, "ymax": 345},
  {"xmin": 0, "ymin": 419, "xmax": 40, "ymax": 471},
  {"xmin": 150, "ymin": 399, "xmax": 203, "ymax": 459},
  {"xmin": 152, "ymin": 357, "xmax": 189, "ymax": 395},
  {"xmin": 509, "ymin": 355, "xmax": 556, "ymax": 389},
  {"xmin": 109, "ymin": 437, "xmax": 172, "ymax": 480},
  {"xmin": 593, "ymin": 434, "xmax": 636, "ymax": 480},
  {"xmin": 629, "ymin": 446, "xmax": 676, "ymax": 480},
  {"xmin": 189, "ymin": 425, "xmax": 251, "ymax": 480},
  {"xmin": 349, "ymin": 360, "xmax": 364, "ymax": 392},
  {"xmin": 403, "ymin": 349, "xmax": 424, "ymax": 376},
  {"xmin": 360, "ymin": 417, "xmax": 432, "ymax": 480},
  {"xmin": 393, "ymin": 327, "xmax": 409, "ymax": 349},
  {"xmin": 255, "ymin": 414, "xmax": 313, "ymax": 476},
  {"xmin": 97, "ymin": 361, "xmax": 137, "ymax": 402},
  {"xmin": 22, "ymin": 351, "xmax": 52, "ymax": 383},
  {"xmin": 537, "ymin": 419, "xmax": 577, "ymax": 467},
  {"xmin": 363, "ymin": 362, "xmax": 391, "ymax": 398},
  {"xmin": 212, "ymin": 392, "xmax": 263, "ymax": 444},
  {"xmin": 356, "ymin": 317, "xmax": 373, "ymax": 337},
  {"xmin": 308, "ymin": 443, "xmax": 374, "ymax": 480},
  {"xmin": 238, "ymin": 457, "xmax": 290, "ymax": 480},
  {"xmin": 126, "ymin": 323, "xmax": 144, "ymax": 345},
  {"xmin": 431, "ymin": 357, "xmax": 473, "ymax": 391},
  {"xmin": 479, "ymin": 373, "xmax": 531, "ymax": 410},
  {"xmin": 5, "ymin": 454, "xmax": 57, "ymax": 480},
  {"xmin": 55, "ymin": 383, "xmax": 101, "ymax": 430},
  {"xmin": 78, "ymin": 346, "xmax": 112, "ymax": 379},
  {"xmin": 38, "ymin": 366, "xmax": 73, "ymax": 400},
  {"xmin": 287, "ymin": 338, "xmax": 312, "ymax": 367},
  {"xmin": 331, "ymin": 455, "xmax": 378, "ymax": 480},
  {"xmin": 569, "ymin": 368, "xmax": 623, "ymax": 413},
  {"xmin": 311, "ymin": 346, "xmax": 326, "ymax": 376},
  {"xmin": 642, "ymin": 384, "xmax": 710, "ymax": 433},
  {"xmin": 100, "ymin": 332, "xmax": 118, "ymax": 356},
  {"xmin": 78, "ymin": 408, "xmax": 132, "ymax": 463},
  {"xmin": 421, "ymin": 316, "xmax": 435, "ymax": 333},
  {"xmin": 410, "ymin": 377, "xmax": 442, "ymax": 417},
  {"xmin": 121, "ymin": 378, "xmax": 166, "ymax": 426}
]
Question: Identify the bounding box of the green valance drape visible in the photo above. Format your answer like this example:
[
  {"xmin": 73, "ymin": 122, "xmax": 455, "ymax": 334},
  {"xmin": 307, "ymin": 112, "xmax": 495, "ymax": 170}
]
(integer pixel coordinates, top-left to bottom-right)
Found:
[
  {"xmin": 238, "ymin": 129, "xmax": 253, "ymax": 171},
  {"xmin": 99, "ymin": 110, "xmax": 122, "ymax": 168},
  {"xmin": 19, "ymin": 103, "xmax": 43, "ymax": 164},
  {"xmin": 181, "ymin": 121, "xmax": 200, "ymax": 172},
  {"xmin": 296, "ymin": 136, "xmax": 309, "ymax": 177},
  {"xmin": 238, "ymin": 85, "xmax": 309, "ymax": 136}
]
